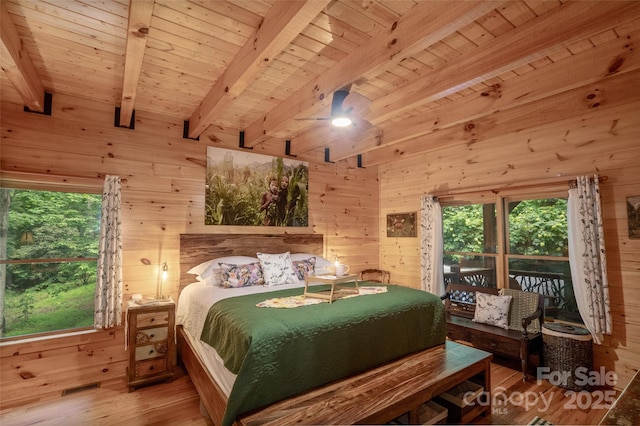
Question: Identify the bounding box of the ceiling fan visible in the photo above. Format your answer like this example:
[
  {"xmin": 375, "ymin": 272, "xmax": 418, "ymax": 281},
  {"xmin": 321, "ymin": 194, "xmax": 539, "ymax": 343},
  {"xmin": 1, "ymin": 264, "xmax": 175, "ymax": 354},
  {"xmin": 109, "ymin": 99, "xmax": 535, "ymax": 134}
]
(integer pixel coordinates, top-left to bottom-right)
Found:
[{"xmin": 295, "ymin": 89, "xmax": 371, "ymax": 128}]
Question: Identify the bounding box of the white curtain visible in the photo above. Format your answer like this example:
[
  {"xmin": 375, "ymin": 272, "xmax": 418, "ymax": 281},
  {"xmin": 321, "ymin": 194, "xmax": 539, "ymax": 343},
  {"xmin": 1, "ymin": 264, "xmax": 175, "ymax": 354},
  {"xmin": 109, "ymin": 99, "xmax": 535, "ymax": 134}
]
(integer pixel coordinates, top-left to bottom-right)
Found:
[
  {"xmin": 567, "ymin": 175, "xmax": 611, "ymax": 344},
  {"xmin": 94, "ymin": 175, "xmax": 123, "ymax": 329},
  {"xmin": 420, "ymin": 195, "xmax": 445, "ymax": 296}
]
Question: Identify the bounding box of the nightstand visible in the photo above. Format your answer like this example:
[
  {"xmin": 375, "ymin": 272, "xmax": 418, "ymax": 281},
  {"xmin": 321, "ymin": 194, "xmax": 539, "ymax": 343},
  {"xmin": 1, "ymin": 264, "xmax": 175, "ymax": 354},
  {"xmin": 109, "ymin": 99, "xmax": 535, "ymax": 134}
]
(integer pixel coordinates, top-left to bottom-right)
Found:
[{"xmin": 126, "ymin": 300, "xmax": 176, "ymax": 391}]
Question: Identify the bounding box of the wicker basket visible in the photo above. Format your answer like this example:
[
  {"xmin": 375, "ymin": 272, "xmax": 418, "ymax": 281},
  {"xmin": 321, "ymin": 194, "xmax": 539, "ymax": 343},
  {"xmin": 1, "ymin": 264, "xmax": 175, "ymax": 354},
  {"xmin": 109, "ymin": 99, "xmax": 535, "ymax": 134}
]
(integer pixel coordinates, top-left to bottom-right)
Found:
[{"xmin": 542, "ymin": 323, "xmax": 593, "ymax": 391}]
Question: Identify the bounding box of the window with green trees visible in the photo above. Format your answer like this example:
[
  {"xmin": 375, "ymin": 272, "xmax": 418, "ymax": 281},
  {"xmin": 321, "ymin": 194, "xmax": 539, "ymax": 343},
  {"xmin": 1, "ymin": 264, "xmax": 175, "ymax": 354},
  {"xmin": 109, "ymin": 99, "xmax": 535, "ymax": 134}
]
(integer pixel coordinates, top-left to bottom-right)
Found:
[
  {"xmin": 0, "ymin": 188, "xmax": 101, "ymax": 338},
  {"xmin": 443, "ymin": 196, "xmax": 579, "ymax": 323}
]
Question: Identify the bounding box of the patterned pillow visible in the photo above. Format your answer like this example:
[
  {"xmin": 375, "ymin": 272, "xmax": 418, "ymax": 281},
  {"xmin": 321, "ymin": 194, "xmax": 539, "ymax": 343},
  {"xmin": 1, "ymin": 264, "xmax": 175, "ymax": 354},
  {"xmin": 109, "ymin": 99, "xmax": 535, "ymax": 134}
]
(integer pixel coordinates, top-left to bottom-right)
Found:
[
  {"xmin": 257, "ymin": 252, "xmax": 299, "ymax": 286},
  {"xmin": 472, "ymin": 292, "xmax": 512, "ymax": 330},
  {"xmin": 292, "ymin": 257, "xmax": 316, "ymax": 280},
  {"xmin": 187, "ymin": 256, "xmax": 259, "ymax": 280},
  {"xmin": 219, "ymin": 262, "xmax": 265, "ymax": 288}
]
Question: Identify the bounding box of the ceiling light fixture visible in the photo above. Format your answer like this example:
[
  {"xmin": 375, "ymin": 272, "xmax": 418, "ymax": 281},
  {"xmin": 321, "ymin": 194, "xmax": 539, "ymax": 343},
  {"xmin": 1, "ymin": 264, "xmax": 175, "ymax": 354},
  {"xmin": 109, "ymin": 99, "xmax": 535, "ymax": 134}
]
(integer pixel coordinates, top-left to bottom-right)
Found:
[
  {"xmin": 331, "ymin": 116, "xmax": 352, "ymax": 127},
  {"xmin": 330, "ymin": 89, "xmax": 352, "ymax": 127}
]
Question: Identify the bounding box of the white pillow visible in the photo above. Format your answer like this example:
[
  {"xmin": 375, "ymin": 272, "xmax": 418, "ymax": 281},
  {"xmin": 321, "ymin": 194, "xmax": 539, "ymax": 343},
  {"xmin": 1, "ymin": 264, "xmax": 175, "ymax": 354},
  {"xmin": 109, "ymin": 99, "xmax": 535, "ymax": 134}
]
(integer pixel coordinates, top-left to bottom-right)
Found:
[
  {"xmin": 290, "ymin": 253, "xmax": 332, "ymax": 275},
  {"xmin": 200, "ymin": 274, "xmax": 220, "ymax": 287},
  {"xmin": 472, "ymin": 292, "xmax": 513, "ymax": 330},
  {"xmin": 257, "ymin": 252, "xmax": 299, "ymax": 286},
  {"xmin": 187, "ymin": 256, "xmax": 259, "ymax": 280}
]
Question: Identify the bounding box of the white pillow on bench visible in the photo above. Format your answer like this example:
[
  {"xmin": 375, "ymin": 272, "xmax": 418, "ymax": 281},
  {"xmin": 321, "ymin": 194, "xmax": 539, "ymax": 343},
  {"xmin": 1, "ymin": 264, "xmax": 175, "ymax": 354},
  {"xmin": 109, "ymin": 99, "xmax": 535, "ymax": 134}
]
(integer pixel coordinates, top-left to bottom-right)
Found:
[{"xmin": 472, "ymin": 292, "xmax": 513, "ymax": 330}]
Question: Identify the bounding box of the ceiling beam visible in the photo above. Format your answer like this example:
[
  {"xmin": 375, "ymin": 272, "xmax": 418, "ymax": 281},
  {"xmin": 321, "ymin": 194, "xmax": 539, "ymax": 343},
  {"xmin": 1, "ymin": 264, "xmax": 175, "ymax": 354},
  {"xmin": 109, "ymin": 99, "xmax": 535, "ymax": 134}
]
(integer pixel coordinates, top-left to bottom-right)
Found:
[
  {"xmin": 186, "ymin": 0, "xmax": 331, "ymax": 139},
  {"xmin": 362, "ymin": 69, "xmax": 640, "ymax": 167},
  {"xmin": 367, "ymin": 0, "xmax": 640, "ymax": 125},
  {"xmin": 0, "ymin": 0, "xmax": 45, "ymax": 112},
  {"xmin": 118, "ymin": 0, "xmax": 155, "ymax": 128},
  {"xmin": 241, "ymin": 0, "xmax": 503, "ymax": 148},
  {"xmin": 329, "ymin": 27, "xmax": 640, "ymax": 161}
]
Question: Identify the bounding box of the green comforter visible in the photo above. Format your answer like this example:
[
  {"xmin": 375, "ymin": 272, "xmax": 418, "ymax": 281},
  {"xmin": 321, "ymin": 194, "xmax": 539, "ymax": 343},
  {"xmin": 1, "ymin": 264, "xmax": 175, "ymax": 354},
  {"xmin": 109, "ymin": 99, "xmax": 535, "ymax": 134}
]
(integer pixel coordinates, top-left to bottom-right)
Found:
[{"xmin": 200, "ymin": 283, "xmax": 446, "ymax": 426}]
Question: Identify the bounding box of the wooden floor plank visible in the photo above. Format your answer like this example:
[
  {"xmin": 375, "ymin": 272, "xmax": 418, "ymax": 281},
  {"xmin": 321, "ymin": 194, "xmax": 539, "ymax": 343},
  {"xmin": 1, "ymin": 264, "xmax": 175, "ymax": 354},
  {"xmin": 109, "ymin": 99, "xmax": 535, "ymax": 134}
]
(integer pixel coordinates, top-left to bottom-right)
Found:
[{"xmin": 0, "ymin": 357, "xmax": 615, "ymax": 425}]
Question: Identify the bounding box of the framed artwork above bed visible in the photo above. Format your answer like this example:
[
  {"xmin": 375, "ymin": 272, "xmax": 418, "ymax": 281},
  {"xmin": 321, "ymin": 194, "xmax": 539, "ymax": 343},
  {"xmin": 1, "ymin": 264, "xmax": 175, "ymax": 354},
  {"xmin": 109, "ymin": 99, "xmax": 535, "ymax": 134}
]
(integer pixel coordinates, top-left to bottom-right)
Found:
[{"xmin": 206, "ymin": 147, "xmax": 309, "ymax": 227}]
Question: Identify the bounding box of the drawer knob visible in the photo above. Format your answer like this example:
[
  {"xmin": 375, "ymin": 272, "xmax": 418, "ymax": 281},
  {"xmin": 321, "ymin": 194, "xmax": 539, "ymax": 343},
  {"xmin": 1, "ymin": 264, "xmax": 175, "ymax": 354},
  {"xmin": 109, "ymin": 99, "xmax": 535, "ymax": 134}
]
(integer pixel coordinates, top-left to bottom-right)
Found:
[
  {"xmin": 490, "ymin": 342, "xmax": 497, "ymax": 349},
  {"xmin": 149, "ymin": 350, "xmax": 155, "ymax": 355}
]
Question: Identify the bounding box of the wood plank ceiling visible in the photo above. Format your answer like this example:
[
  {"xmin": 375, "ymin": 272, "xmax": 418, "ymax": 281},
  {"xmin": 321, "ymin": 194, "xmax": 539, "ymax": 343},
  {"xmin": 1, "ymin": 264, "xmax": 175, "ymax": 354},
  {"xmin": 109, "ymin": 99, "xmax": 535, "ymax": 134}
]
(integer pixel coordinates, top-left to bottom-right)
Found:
[{"xmin": 2, "ymin": 0, "xmax": 639, "ymax": 166}]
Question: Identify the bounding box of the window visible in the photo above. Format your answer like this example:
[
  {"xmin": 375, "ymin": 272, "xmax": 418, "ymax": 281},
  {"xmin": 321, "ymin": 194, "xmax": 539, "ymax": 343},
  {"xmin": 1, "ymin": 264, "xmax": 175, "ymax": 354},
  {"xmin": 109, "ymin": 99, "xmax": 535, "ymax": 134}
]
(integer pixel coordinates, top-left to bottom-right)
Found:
[
  {"xmin": 443, "ymin": 203, "xmax": 498, "ymax": 288},
  {"xmin": 0, "ymin": 188, "xmax": 101, "ymax": 338},
  {"xmin": 443, "ymin": 194, "xmax": 579, "ymax": 323}
]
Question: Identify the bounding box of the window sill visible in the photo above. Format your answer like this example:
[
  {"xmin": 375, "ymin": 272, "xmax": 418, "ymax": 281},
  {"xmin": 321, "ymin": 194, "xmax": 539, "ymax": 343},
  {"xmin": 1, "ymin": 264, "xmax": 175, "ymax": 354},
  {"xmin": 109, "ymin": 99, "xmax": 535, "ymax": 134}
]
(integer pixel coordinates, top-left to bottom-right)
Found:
[{"xmin": 0, "ymin": 327, "xmax": 99, "ymax": 346}]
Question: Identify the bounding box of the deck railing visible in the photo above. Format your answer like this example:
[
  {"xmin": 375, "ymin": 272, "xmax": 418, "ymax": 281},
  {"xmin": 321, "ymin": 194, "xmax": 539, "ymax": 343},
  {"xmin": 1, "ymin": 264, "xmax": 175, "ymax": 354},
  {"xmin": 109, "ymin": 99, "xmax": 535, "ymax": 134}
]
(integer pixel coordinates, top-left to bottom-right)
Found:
[
  {"xmin": 509, "ymin": 269, "xmax": 573, "ymax": 312},
  {"xmin": 444, "ymin": 268, "xmax": 574, "ymax": 313}
]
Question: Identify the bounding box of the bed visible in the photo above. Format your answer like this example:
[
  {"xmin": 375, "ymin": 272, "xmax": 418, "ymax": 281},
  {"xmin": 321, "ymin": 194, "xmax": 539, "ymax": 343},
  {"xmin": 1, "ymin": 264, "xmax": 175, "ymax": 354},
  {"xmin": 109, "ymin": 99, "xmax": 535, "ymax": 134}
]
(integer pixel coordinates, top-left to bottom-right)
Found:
[{"xmin": 176, "ymin": 234, "xmax": 446, "ymax": 426}]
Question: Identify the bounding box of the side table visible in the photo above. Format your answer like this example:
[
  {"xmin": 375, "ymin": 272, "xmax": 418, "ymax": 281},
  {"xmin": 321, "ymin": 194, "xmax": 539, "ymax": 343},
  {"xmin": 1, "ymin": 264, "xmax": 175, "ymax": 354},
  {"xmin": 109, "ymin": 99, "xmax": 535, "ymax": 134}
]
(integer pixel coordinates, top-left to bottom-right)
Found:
[
  {"xmin": 126, "ymin": 299, "xmax": 176, "ymax": 391},
  {"xmin": 304, "ymin": 274, "xmax": 359, "ymax": 303},
  {"xmin": 542, "ymin": 322, "xmax": 593, "ymax": 391}
]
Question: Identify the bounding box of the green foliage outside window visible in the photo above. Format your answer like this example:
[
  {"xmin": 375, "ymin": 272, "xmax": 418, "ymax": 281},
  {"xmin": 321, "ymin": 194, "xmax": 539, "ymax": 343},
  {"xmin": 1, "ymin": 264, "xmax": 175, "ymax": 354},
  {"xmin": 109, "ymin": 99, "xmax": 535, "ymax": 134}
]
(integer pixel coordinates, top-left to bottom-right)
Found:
[
  {"xmin": 508, "ymin": 199, "xmax": 568, "ymax": 257},
  {"xmin": 443, "ymin": 204, "xmax": 490, "ymax": 254},
  {"xmin": 443, "ymin": 199, "xmax": 568, "ymax": 256},
  {"xmin": 1, "ymin": 189, "xmax": 101, "ymax": 338}
]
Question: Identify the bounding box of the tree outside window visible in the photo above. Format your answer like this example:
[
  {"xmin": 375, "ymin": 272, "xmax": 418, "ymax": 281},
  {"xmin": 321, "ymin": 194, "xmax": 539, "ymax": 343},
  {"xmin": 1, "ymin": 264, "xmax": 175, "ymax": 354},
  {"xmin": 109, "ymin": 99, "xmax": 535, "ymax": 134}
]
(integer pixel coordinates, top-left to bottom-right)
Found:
[{"xmin": 0, "ymin": 188, "xmax": 101, "ymax": 338}]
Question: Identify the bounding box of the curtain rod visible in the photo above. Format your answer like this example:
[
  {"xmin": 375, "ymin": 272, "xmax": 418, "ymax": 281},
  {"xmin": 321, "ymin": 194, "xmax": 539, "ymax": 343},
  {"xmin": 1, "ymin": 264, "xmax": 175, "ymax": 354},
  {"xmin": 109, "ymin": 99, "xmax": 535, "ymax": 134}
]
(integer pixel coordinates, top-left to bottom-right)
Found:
[{"xmin": 435, "ymin": 175, "xmax": 608, "ymax": 199}]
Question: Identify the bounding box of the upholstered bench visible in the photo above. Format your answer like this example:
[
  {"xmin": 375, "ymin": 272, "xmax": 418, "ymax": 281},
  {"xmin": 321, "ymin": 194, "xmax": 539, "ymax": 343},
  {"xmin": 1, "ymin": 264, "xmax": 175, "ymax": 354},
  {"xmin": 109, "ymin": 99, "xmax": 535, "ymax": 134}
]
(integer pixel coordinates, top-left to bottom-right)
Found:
[{"xmin": 441, "ymin": 283, "xmax": 544, "ymax": 381}]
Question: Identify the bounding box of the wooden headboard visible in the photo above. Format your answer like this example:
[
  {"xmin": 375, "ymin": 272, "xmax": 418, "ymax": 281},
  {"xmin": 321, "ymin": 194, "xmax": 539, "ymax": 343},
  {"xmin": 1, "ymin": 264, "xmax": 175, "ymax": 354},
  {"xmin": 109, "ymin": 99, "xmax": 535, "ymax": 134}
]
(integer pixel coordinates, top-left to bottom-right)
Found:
[{"xmin": 179, "ymin": 233, "xmax": 324, "ymax": 290}]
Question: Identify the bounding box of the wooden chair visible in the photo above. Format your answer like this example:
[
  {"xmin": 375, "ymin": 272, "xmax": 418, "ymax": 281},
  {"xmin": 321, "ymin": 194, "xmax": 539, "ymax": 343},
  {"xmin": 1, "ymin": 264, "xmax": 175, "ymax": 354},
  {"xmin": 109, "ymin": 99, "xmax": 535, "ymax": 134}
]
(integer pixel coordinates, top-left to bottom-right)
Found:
[{"xmin": 359, "ymin": 269, "xmax": 391, "ymax": 284}]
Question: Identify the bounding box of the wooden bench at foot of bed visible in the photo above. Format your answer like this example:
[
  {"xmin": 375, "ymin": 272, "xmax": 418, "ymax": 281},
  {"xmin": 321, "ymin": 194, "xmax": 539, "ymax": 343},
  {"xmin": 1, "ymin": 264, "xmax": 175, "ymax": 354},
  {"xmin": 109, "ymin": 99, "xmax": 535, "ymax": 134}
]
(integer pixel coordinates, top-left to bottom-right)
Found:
[{"xmin": 236, "ymin": 340, "xmax": 492, "ymax": 425}]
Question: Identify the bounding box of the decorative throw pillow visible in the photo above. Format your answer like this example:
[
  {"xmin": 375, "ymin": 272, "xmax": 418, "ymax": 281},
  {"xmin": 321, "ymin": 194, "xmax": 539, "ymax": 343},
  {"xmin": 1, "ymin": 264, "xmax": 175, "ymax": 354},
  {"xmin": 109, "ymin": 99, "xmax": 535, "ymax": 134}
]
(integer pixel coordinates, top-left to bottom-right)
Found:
[
  {"xmin": 187, "ymin": 256, "xmax": 259, "ymax": 280},
  {"xmin": 292, "ymin": 257, "xmax": 316, "ymax": 280},
  {"xmin": 472, "ymin": 292, "xmax": 513, "ymax": 330},
  {"xmin": 290, "ymin": 253, "xmax": 333, "ymax": 272},
  {"xmin": 256, "ymin": 252, "xmax": 299, "ymax": 286},
  {"xmin": 219, "ymin": 262, "xmax": 265, "ymax": 288}
]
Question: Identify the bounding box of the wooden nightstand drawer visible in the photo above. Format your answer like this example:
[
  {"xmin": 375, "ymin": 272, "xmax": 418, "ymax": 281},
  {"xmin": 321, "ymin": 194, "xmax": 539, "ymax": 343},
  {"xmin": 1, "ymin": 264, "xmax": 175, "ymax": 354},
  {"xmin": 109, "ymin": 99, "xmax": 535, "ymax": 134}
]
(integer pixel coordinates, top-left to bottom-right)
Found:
[
  {"xmin": 134, "ymin": 357, "xmax": 168, "ymax": 379},
  {"xmin": 136, "ymin": 327, "xmax": 168, "ymax": 344},
  {"xmin": 136, "ymin": 311, "xmax": 169, "ymax": 327},
  {"xmin": 135, "ymin": 341, "xmax": 168, "ymax": 361}
]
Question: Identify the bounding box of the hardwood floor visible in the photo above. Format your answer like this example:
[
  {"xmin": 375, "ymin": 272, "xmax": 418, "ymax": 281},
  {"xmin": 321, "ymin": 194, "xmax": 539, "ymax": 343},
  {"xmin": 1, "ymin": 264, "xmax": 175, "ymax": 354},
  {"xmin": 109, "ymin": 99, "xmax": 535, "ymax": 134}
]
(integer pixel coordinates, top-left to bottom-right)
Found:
[
  {"xmin": 477, "ymin": 357, "xmax": 614, "ymax": 425},
  {"xmin": 0, "ymin": 367, "xmax": 208, "ymax": 426},
  {"xmin": 0, "ymin": 358, "xmax": 614, "ymax": 425}
]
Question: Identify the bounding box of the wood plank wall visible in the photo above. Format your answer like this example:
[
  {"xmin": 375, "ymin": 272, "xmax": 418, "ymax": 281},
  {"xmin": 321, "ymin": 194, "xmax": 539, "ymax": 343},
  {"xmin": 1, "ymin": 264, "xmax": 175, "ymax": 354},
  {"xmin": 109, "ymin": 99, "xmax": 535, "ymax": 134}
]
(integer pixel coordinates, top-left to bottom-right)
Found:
[
  {"xmin": 0, "ymin": 93, "xmax": 380, "ymax": 407},
  {"xmin": 2, "ymin": 35, "xmax": 639, "ymax": 407},
  {"xmin": 379, "ymin": 87, "xmax": 640, "ymax": 390}
]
